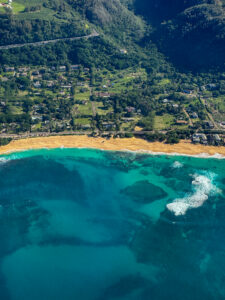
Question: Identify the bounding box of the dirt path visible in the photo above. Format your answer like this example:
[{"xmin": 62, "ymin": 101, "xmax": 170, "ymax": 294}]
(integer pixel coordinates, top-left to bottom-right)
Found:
[{"xmin": 183, "ymin": 108, "xmax": 193, "ymax": 126}]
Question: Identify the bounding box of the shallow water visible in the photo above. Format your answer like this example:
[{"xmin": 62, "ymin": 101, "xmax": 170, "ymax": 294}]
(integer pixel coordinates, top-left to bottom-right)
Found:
[{"xmin": 0, "ymin": 148, "xmax": 224, "ymax": 300}]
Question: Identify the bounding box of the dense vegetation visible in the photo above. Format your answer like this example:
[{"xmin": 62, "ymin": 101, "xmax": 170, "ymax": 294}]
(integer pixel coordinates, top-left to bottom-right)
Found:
[
  {"xmin": 0, "ymin": 0, "xmax": 224, "ymax": 145},
  {"xmin": 133, "ymin": 0, "xmax": 225, "ymax": 71},
  {"xmin": 1, "ymin": 0, "xmax": 225, "ymax": 71}
]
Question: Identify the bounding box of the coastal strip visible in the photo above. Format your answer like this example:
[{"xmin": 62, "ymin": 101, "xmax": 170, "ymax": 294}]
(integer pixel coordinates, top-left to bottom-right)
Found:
[{"xmin": 0, "ymin": 135, "xmax": 225, "ymax": 157}]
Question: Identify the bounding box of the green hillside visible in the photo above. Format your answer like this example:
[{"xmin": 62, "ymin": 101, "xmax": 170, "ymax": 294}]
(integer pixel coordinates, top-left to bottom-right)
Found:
[
  {"xmin": 133, "ymin": 0, "xmax": 225, "ymax": 71},
  {"xmin": 0, "ymin": 0, "xmax": 225, "ymax": 71}
]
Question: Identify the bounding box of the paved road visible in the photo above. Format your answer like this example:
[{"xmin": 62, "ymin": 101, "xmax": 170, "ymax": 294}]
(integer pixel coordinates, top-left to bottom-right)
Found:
[
  {"xmin": 1, "ymin": 128, "xmax": 224, "ymax": 140},
  {"xmin": 0, "ymin": 130, "xmax": 158, "ymax": 139},
  {"xmin": 0, "ymin": 30, "xmax": 99, "ymax": 50}
]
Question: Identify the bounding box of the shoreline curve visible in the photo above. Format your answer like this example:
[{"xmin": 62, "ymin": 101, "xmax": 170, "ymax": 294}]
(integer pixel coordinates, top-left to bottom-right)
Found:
[{"xmin": 0, "ymin": 135, "xmax": 225, "ymax": 158}]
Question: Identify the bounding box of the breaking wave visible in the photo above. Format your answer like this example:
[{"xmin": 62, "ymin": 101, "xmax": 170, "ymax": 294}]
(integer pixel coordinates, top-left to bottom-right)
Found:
[
  {"xmin": 171, "ymin": 161, "xmax": 183, "ymax": 169},
  {"xmin": 0, "ymin": 157, "xmax": 10, "ymax": 164},
  {"xmin": 167, "ymin": 173, "xmax": 220, "ymax": 216}
]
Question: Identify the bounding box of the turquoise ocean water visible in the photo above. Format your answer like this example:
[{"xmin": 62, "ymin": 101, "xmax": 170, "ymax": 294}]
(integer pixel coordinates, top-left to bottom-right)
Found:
[{"xmin": 0, "ymin": 148, "xmax": 224, "ymax": 300}]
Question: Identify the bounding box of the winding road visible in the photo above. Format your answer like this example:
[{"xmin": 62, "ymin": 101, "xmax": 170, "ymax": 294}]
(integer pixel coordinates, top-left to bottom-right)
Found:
[{"xmin": 0, "ymin": 30, "xmax": 99, "ymax": 50}]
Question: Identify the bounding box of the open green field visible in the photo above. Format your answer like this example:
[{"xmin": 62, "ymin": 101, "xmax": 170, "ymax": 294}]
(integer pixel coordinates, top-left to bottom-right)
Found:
[
  {"xmin": 94, "ymin": 67, "xmax": 147, "ymax": 94},
  {"xmin": 0, "ymin": 7, "xmax": 6, "ymax": 13},
  {"xmin": 75, "ymin": 118, "xmax": 91, "ymax": 126},
  {"xmin": 15, "ymin": 7, "xmax": 56, "ymax": 20},
  {"xmin": 16, "ymin": 0, "xmax": 45, "ymax": 5},
  {"xmin": 94, "ymin": 101, "xmax": 113, "ymax": 115},
  {"xmin": 154, "ymin": 114, "xmax": 174, "ymax": 130},
  {"xmin": 158, "ymin": 78, "xmax": 171, "ymax": 86},
  {"xmin": 75, "ymin": 91, "xmax": 90, "ymax": 101},
  {"xmin": 75, "ymin": 102, "xmax": 92, "ymax": 116},
  {"xmin": 12, "ymin": 0, "xmax": 83, "ymax": 22},
  {"xmin": 208, "ymin": 96, "xmax": 225, "ymax": 122},
  {"xmin": 210, "ymin": 96, "xmax": 225, "ymax": 113},
  {"xmin": 12, "ymin": 1, "xmax": 25, "ymax": 13}
]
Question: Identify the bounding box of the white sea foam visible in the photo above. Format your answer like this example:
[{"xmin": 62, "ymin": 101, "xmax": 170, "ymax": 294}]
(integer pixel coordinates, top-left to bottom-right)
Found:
[
  {"xmin": 171, "ymin": 161, "xmax": 183, "ymax": 169},
  {"xmin": 167, "ymin": 173, "xmax": 219, "ymax": 216},
  {"xmin": 0, "ymin": 157, "xmax": 10, "ymax": 164}
]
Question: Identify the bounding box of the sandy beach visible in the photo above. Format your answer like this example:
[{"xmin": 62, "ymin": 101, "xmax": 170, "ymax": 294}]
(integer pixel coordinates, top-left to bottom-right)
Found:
[{"xmin": 0, "ymin": 135, "xmax": 225, "ymax": 157}]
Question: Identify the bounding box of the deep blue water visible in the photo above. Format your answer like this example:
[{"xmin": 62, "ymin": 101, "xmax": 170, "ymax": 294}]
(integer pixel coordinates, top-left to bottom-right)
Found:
[{"xmin": 0, "ymin": 148, "xmax": 224, "ymax": 300}]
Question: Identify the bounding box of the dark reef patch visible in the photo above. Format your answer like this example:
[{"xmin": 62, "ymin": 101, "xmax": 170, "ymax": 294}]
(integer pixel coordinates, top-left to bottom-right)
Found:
[{"xmin": 121, "ymin": 180, "xmax": 167, "ymax": 203}]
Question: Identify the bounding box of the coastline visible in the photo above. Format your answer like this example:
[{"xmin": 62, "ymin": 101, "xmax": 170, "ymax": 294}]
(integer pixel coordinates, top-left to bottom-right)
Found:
[{"xmin": 0, "ymin": 135, "xmax": 225, "ymax": 158}]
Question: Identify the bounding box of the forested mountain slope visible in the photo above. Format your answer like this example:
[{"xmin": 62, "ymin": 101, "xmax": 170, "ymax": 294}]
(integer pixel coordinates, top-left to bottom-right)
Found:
[
  {"xmin": 0, "ymin": 0, "xmax": 225, "ymax": 71},
  {"xmin": 0, "ymin": 0, "xmax": 155, "ymax": 69},
  {"xmin": 134, "ymin": 0, "xmax": 225, "ymax": 70},
  {"xmin": 0, "ymin": 0, "xmax": 145, "ymax": 45}
]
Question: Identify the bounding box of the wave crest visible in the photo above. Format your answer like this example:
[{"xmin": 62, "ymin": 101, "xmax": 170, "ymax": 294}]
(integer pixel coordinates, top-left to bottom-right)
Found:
[
  {"xmin": 167, "ymin": 173, "xmax": 219, "ymax": 216},
  {"xmin": 171, "ymin": 161, "xmax": 183, "ymax": 169}
]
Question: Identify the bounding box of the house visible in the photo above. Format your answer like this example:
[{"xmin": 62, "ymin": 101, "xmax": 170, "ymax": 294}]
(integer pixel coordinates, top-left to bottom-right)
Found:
[
  {"xmin": 102, "ymin": 122, "xmax": 116, "ymax": 129},
  {"xmin": 1, "ymin": 77, "xmax": 8, "ymax": 82},
  {"xmin": 98, "ymin": 92, "xmax": 110, "ymax": 98},
  {"xmin": 47, "ymin": 81, "xmax": 55, "ymax": 87},
  {"xmin": 192, "ymin": 135, "xmax": 200, "ymax": 143},
  {"xmin": 206, "ymin": 83, "xmax": 217, "ymax": 90},
  {"xmin": 4, "ymin": 67, "xmax": 15, "ymax": 72},
  {"xmin": 192, "ymin": 133, "xmax": 207, "ymax": 144},
  {"xmin": 176, "ymin": 120, "xmax": 188, "ymax": 125},
  {"xmin": 204, "ymin": 121, "xmax": 214, "ymax": 129},
  {"xmin": 183, "ymin": 89, "xmax": 193, "ymax": 94},
  {"xmin": 208, "ymin": 134, "xmax": 221, "ymax": 145},
  {"xmin": 81, "ymin": 124, "xmax": 91, "ymax": 130},
  {"xmin": 213, "ymin": 134, "xmax": 221, "ymax": 142},
  {"xmin": 61, "ymin": 85, "xmax": 72, "ymax": 89},
  {"xmin": 121, "ymin": 117, "xmax": 135, "ymax": 122},
  {"xmin": 120, "ymin": 49, "xmax": 127, "ymax": 54},
  {"xmin": 18, "ymin": 67, "xmax": 29, "ymax": 73},
  {"xmin": 32, "ymin": 74, "xmax": 42, "ymax": 80},
  {"xmin": 20, "ymin": 72, "xmax": 28, "ymax": 77},
  {"xmin": 33, "ymin": 81, "xmax": 41, "ymax": 88},
  {"xmin": 126, "ymin": 106, "xmax": 136, "ymax": 113},
  {"xmin": 32, "ymin": 116, "xmax": 43, "ymax": 122},
  {"xmin": 191, "ymin": 112, "xmax": 198, "ymax": 119},
  {"xmin": 172, "ymin": 104, "xmax": 179, "ymax": 109},
  {"xmin": 71, "ymin": 65, "xmax": 80, "ymax": 70},
  {"xmin": 95, "ymin": 92, "xmax": 115, "ymax": 98},
  {"xmin": 59, "ymin": 66, "xmax": 66, "ymax": 71},
  {"xmin": 32, "ymin": 71, "xmax": 39, "ymax": 76}
]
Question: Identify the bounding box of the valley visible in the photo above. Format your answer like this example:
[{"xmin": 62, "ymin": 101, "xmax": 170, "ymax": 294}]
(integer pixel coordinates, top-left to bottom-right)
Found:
[{"xmin": 0, "ymin": 0, "xmax": 224, "ymax": 147}]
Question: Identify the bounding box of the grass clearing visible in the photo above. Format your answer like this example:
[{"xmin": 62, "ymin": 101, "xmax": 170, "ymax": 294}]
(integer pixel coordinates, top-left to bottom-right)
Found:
[
  {"xmin": 154, "ymin": 114, "xmax": 174, "ymax": 130},
  {"xmin": 75, "ymin": 91, "xmax": 90, "ymax": 101},
  {"xmin": 15, "ymin": 7, "xmax": 55, "ymax": 21},
  {"xmin": 12, "ymin": 1, "xmax": 25, "ymax": 13},
  {"xmin": 76, "ymin": 102, "xmax": 92, "ymax": 116},
  {"xmin": 158, "ymin": 78, "xmax": 171, "ymax": 86},
  {"xmin": 94, "ymin": 101, "xmax": 113, "ymax": 115},
  {"xmin": 75, "ymin": 118, "xmax": 91, "ymax": 125},
  {"xmin": 0, "ymin": 6, "xmax": 6, "ymax": 13}
]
